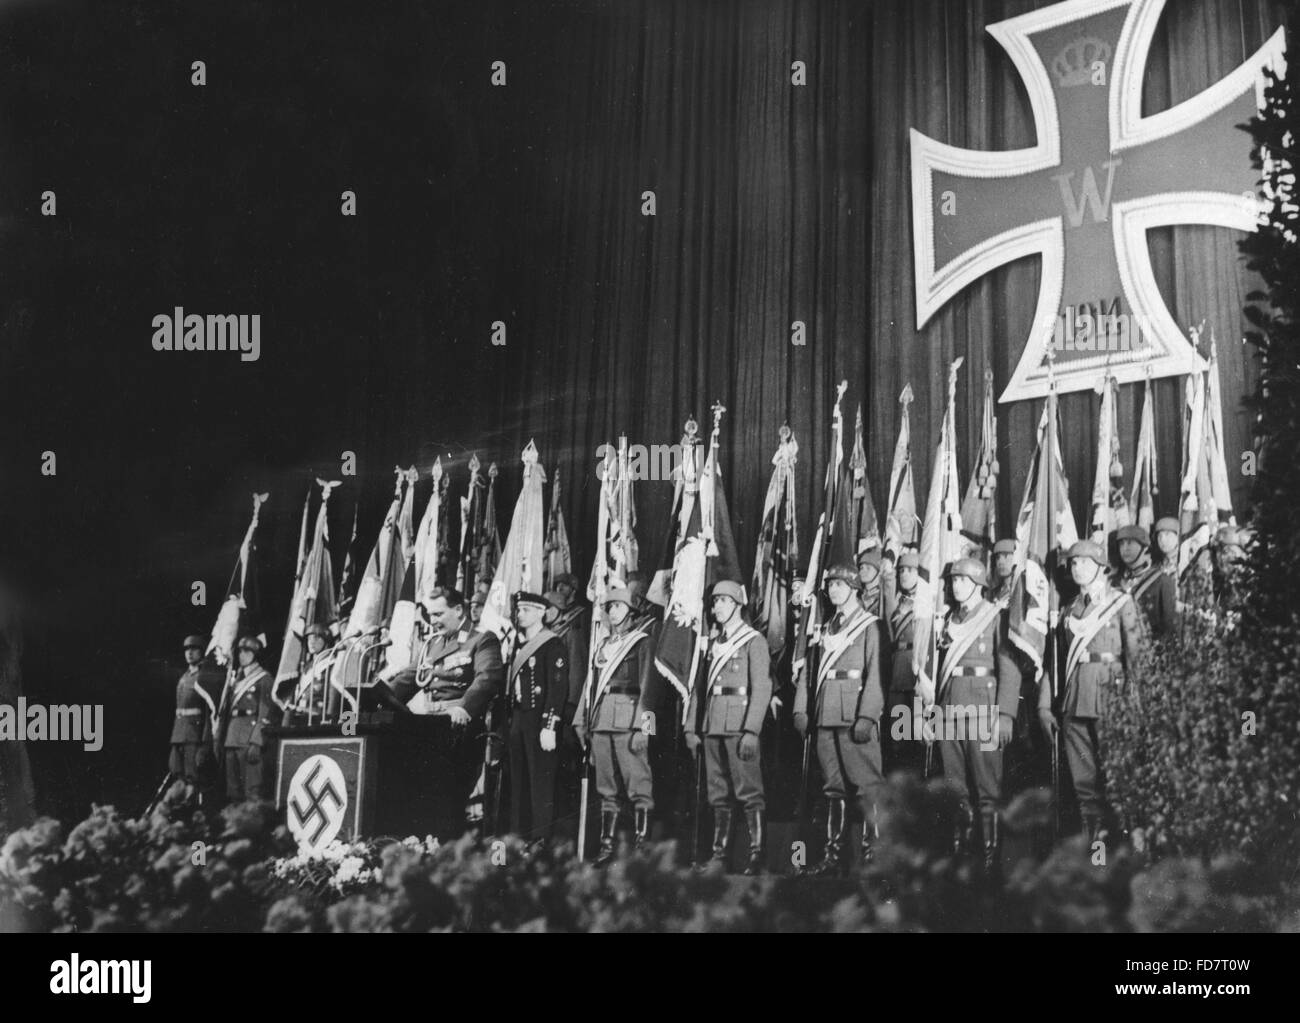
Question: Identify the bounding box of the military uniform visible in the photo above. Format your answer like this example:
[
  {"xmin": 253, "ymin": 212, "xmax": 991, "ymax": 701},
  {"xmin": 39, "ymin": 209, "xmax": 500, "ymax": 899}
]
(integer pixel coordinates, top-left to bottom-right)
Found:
[
  {"xmin": 794, "ymin": 572, "xmax": 885, "ymax": 872},
  {"xmin": 935, "ymin": 559, "xmax": 1020, "ymax": 864},
  {"xmin": 169, "ymin": 637, "xmax": 219, "ymax": 783},
  {"xmin": 506, "ymin": 603, "xmax": 568, "ymax": 842},
  {"xmin": 1113, "ymin": 525, "xmax": 1178, "ymax": 641},
  {"xmin": 687, "ymin": 581, "xmax": 771, "ymax": 871},
  {"xmin": 217, "ymin": 639, "xmax": 277, "ymax": 803},
  {"xmin": 1040, "ymin": 541, "xmax": 1141, "ymax": 837},
  {"xmin": 885, "ymin": 559, "xmax": 921, "ymax": 776},
  {"xmin": 407, "ymin": 623, "xmax": 504, "ymax": 720},
  {"xmin": 574, "ymin": 585, "xmax": 656, "ymax": 860}
]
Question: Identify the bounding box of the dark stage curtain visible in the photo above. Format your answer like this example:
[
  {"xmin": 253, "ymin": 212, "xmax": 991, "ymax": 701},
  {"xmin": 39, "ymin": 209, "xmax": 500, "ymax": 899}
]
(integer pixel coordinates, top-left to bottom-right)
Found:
[{"xmin": 486, "ymin": 0, "xmax": 1284, "ymax": 576}]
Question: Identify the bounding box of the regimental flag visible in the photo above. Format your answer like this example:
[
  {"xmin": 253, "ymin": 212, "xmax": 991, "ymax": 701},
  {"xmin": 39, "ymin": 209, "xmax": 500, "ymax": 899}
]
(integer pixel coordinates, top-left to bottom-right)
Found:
[
  {"xmin": 913, "ymin": 359, "xmax": 965, "ymax": 684},
  {"xmin": 207, "ymin": 492, "xmax": 269, "ymax": 666},
  {"xmin": 477, "ymin": 462, "xmax": 503, "ymax": 590},
  {"xmin": 1131, "ymin": 377, "xmax": 1159, "ymax": 533},
  {"xmin": 654, "ymin": 407, "xmax": 744, "ymax": 702},
  {"xmin": 849, "ymin": 405, "xmax": 881, "ymax": 555},
  {"xmin": 457, "ymin": 454, "xmax": 485, "ymax": 595},
  {"xmin": 1179, "ymin": 330, "xmax": 1237, "ymax": 579},
  {"xmin": 544, "ymin": 465, "xmax": 573, "ymax": 593},
  {"xmin": 588, "ymin": 438, "xmax": 640, "ymax": 620},
  {"xmin": 345, "ymin": 469, "xmax": 414, "ymax": 639},
  {"xmin": 884, "ymin": 384, "xmax": 919, "ymax": 564},
  {"xmin": 646, "ymin": 427, "xmax": 696, "ymax": 611},
  {"xmin": 336, "ymin": 499, "xmax": 361, "ymax": 615},
  {"xmin": 292, "ymin": 486, "xmax": 311, "ymax": 592},
  {"xmin": 960, "ymin": 368, "xmax": 999, "ymax": 564},
  {"xmin": 792, "ymin": 383, "xmax": 848, "ymax": 686},
  {"xmin": 751, "ymin": 426, "xmax": 800, "ymax": 661},
  {"xmin": 1090, "ymin": 374, "xmax": 1131, "ymax": 547},
  {"xmin": 382, "ymin": 468, "xmax": 421, "ymax": 677},
  {"xmin": 480, "ymin": 441, "xmax": 548, "ymax": 649},
  {"xmin": 1008, "ymin": 391, "xmax": 1078, "ymax": 679},
  {"xmin": 275, "ymin": 479, "xmax": 341, "ymax": 693},
  {"xmin": 413, "ymin": 457, "xmax": 449, "ymax": 603}
]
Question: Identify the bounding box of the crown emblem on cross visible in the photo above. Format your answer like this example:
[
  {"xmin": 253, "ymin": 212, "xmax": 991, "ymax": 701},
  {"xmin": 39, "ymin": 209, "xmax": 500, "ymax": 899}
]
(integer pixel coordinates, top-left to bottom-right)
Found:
[{"xmin": 1052, "ymin": 36, "xmax": 1111, "ymax": 87}]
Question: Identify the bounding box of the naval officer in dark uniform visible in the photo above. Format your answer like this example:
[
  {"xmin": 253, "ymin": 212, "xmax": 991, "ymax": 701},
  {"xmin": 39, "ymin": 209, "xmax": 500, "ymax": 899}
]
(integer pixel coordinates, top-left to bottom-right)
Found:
[{"xmin": 506, "ymin": 592, "xmax": 569, "ymax": 844}]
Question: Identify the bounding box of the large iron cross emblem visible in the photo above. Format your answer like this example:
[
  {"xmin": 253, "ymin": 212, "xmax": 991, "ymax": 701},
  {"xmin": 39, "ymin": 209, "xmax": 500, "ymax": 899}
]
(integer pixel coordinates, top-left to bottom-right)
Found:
[{"xmin": 910, "ymin": 0, "xmax": 1284, "ymax": 402}]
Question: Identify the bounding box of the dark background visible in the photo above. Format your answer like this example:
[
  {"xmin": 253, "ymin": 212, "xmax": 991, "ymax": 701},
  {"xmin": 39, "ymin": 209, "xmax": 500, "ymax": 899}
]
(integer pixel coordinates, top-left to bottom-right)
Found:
[{"xmin": 0, "ymin": 0, "xmax": 1284, "ymax": 821}]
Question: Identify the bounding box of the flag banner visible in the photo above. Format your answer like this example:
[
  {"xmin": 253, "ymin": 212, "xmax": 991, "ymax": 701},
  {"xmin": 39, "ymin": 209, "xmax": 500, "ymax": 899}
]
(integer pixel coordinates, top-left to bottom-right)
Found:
[
  {"xmin": 1008, "ymin": 391, "xmax": 1078, "ymax": 677},
  {"xmin": 792, "ymin": 382, "xmax": 847, "ymax": 684},
  {"xmin": 457, "ymin": 453, "xmax": 485, "ymax": 595},
  {"xmin": 345, "ymin": 469, "xmax": 413, "ymax": 638},
  {"xmin": 884, "ymin": 384, "xmax": 918, "ymax": 564},
  {"xmin": 655, "ymin": 406, "xmax": 743, "ymax": 702},
  {"xmin": 276, "ymin": 479, "xmax": 341, "ymax": 687},
  {"xmin": 544, "ymin": 465, "xmax": 573, "ymax": 593},
  {"xmin": 413, "ymin": 457, "xmax": 448, "ymax": 603},
  {"xmin": 480, "ymin": 441, "xmax": 547, "ymax": 647},
  {"xmin": 207, "ymin": 491, "xmax": 269, "ymax": 666},
  {"xmin": 959, "ymin": 368, "xmax": 999, "ymax": 563},
  {"xmin": 849, "ymin": 405, "xmax": 880, "ymax": 555},
  {"xmin": 1089, "ymin": 374, "xmax": 1131, "ymax": 547},
  {"xmin": 1131, "ymin": 377, "xmax": 1158, "ymax": 532},
  {"xmin": 913, "ymin": 358, "xmax": 965, "ymax": 683},
  {"xmin": 751, "ymin": 425, "xmax": 799, "ymax": 660},
  {"xmin": 1180, "ymin": 329, "xmax": 1237, "ymax": 583},
  {"xmin": 336, "ymin": 498, "xmax": 361, "ymax": 614},
  {"xmin": 477, "ymin": 462, "xmax": 503, "ymax": 589}
]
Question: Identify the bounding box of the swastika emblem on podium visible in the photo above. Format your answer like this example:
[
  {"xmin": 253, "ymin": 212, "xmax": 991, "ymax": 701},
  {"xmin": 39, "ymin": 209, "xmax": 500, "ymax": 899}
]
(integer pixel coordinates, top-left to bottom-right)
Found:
[
  {"xmin": 288, "ymin": 755, "xmax": 348, "ymax": 850},
  {"xmin": 910, "ymin": 0, "xmax": 1285, "ymax": 402}
]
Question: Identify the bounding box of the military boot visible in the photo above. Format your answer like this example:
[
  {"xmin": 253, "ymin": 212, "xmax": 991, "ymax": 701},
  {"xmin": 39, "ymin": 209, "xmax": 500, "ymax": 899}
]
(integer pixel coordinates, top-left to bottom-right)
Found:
[
  {"xmin": 593, "ymin": 810, "xmax": 618, "ymax": 866},
  {"xmin": 710, "ymin": 806, "xmax": 734, "ymax": 866},
  {"xmin": 807, "ymin": 798, "xmax": 847, "ymax": 877},
  {"xmin": 634, "ymin": 806, "xmax": 650, "ymax": 851},
  {"xmin": 981, "ymin": 809, "xmax": 1000, "ymax": 882},
  {"xmin": 1081, "ymin": 812, "xmax": 1103, "ymax": 846},
  {"xmin": 742, "ymin": 809, "xmax": 766, "ymax": 876},
  {"xmin": 953, "ymin": 806, "xmax": 975, "ymax": 858},
  {"xmin": 860, "ymin": 818, "xmax": 876, "ymax": 867}
]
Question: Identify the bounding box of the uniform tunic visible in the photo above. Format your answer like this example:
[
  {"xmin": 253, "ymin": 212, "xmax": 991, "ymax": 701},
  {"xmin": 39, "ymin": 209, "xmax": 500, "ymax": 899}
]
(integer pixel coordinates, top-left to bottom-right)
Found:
[
  {"xmin": 885, "ymin": 589, "xmax": 922, "ymax": 774},
  {"xmin": 169, "ymin": 664, "xmax": 218, "ymax": 781},
  {"xmin": 573, "ymin": 620, "xmax": 656, "ymax": 813},
  {"xmin": 1040, "ymin": 585, "xmax": 1141, "ymax": 818},
  {"xmin": 936, "ymin": 599, "xmax": 1020, "ymax": 814},
  {"xmin": 218, "ymin": 664, "xmax": 276, "ymax": 802},
  {"xmin": 506, "ymin": 630, "xmax": 568, "ymax": 840},
  {"xmin": 686, "ymin": 624, "xmax": 771, "ymax": 811},
  {"xmin": 1115, "ymin": 561, "xmax": 1178, "ymax": 640},
  {"xmin": 794, "ymin": 603, "xmax": 885, "ymax": 818}
]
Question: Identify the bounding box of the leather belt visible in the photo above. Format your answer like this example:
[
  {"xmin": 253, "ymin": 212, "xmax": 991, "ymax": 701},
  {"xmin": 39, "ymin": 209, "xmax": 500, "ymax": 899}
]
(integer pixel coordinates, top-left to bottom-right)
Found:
[
  {"xmin": 175, "ymin": 708, "xmax": 203, "ymax": 718},
  {"xmin": 604, "ymin": 684, "xmax": 641, "ymax": 696},
  {"xmin": 824, "ymin": 669, "xmax": 861, "ymax": 680},
  {"xmin": 895, "ymin": 642, "xmax": 913, "ymax": 651},
  {"xmin": 952, "ymin": 666, "xmax": 992, "ymax": 677},
  {"xmin": 232, "ymin": 708, "xmax": 257, "ymax": 717},
  {"xmin": 1083, "ymin": 652, "xmax": 1117, "ymax": 663},
  {"xmin": 710, "ymin": 686, "xmax": 747, "ymax": 697}
]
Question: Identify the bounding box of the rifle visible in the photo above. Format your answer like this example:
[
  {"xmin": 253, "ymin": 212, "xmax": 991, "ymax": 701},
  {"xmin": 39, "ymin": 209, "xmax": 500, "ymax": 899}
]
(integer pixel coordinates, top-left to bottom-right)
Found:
[{"xmin": 143, "ymin": 771, "xmax": 179, "ymax": 817}]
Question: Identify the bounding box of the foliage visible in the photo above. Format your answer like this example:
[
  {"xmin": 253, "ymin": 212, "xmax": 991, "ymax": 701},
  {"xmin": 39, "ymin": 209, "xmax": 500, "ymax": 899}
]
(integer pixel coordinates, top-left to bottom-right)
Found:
[{"xmin": 3, "ymin": 777, "xmax": 1294, "ymax": 933}]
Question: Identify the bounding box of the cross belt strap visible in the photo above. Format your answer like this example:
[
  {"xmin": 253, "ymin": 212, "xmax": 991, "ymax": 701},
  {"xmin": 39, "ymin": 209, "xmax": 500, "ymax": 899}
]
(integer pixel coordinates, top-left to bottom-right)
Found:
[{"xmin": 710, "ymin": 686, "xmax": 748, "ymax": 697}]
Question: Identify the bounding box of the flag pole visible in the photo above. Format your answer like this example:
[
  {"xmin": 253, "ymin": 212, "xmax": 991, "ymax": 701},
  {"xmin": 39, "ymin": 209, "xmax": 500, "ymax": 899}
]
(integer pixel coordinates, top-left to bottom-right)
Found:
[{"xmin": 1045, "ymin": 334, "xmax": 1061, "ymax": 839}]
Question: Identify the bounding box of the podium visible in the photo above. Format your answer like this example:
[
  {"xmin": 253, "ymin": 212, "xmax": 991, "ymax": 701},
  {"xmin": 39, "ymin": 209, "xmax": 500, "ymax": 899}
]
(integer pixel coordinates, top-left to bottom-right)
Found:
[{"xmin": 273, "ymin": 714, "xmax": 489, "ymax": 850}]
